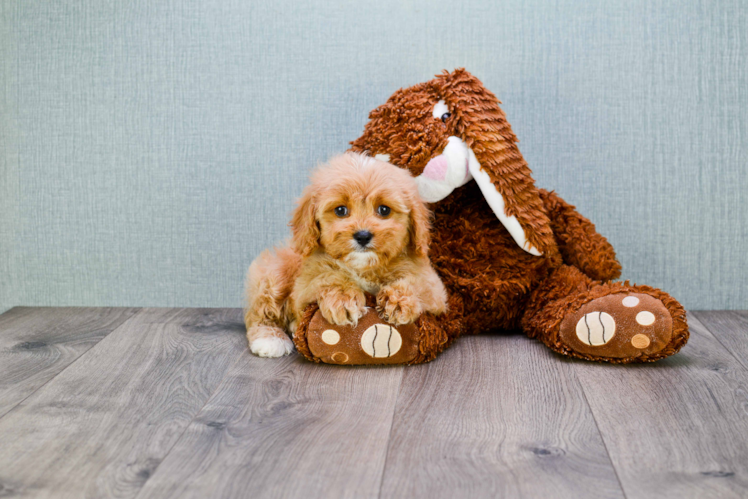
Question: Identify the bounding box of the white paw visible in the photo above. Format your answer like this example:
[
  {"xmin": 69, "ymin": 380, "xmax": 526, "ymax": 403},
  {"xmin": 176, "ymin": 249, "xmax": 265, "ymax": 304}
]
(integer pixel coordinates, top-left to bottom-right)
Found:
[{"xmin": 250, "ymin": 336, "xmax": 294, "ymax": 358}]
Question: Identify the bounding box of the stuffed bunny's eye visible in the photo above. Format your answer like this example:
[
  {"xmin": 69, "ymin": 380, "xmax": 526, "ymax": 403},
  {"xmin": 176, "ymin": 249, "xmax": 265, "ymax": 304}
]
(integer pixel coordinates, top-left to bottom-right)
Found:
[{"xmin": 432, "ymin": 100, "xmax": 451, "ymax": 123}]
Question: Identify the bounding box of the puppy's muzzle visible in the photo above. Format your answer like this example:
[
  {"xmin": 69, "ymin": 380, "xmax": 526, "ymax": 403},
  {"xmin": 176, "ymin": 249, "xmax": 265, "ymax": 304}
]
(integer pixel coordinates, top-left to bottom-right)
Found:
[{"xmin": 353, "ymin": 230, "xmax": 373, "ymax": 248}]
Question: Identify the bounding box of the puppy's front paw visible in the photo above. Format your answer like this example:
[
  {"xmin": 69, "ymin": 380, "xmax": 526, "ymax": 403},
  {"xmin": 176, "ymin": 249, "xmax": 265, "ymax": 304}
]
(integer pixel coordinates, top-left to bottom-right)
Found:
[
  {"xmin": 377, "ymin": 284, "xmax": 422, "ymax": 325},
  {"xmin": 249, "ymin": 335, "xmax": 294, "ymax": 358},
  {"xmin": 318, "ymin": 288, "xmax": 366, "ymax": 326}
]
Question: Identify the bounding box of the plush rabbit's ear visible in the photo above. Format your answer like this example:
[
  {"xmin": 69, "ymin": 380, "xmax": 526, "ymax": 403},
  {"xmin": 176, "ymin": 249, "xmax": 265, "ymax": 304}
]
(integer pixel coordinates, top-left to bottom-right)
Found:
[
  {"xmin": 290, "ymin": 186, "xmax": 320, "ymax": 257},
  {"xmin": 437, "ymin": 69, "xmax": 556, "ymax": 256}
]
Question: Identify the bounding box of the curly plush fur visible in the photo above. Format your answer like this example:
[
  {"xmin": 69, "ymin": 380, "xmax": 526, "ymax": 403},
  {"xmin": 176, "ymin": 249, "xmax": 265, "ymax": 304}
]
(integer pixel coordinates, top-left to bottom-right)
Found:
[{"xmin": 350, "ymin": 69, "xmax": 689, "ymax": 363}]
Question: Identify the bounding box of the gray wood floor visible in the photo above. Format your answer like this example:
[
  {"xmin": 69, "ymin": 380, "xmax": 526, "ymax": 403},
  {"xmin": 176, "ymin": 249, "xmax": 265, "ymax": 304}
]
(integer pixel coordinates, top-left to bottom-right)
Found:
[{"xmin": 0, "ymin": 307, "xmax": 746, "ymax": 498}]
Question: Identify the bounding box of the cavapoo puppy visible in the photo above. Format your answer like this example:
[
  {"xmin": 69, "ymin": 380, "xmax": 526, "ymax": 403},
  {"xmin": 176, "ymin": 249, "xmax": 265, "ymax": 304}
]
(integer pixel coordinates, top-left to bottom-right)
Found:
[{"xmin": 244, "ymin": 152, "xmax": 448, "ymax": 358}]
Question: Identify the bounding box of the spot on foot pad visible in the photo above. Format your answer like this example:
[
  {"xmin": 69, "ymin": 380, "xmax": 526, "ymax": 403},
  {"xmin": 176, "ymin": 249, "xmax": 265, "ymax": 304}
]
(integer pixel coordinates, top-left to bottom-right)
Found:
[
  {"xmin": 631, "ymin": 334, "xmax": 651, "ymax": 349},
  {"xmin": 622, "ymin": 296, "xmax": 640, "ymax": 307},
  {"xmin": 361, "ymin": 324, "xmax": 402, "ymax": 358},
  {"xmin": 636, "ymin": 311, "xmax": 656, "ymax": 326},
  {"xmin": 575, "ymin": 312, "xmax": 616, "ymax": 346},
  {"xmin": 331, "ymin": 352, "xmax": 349, "ymax": 363},
  {"xmin": 321, "ymin": 329, "xmax": 340, "ymax": 345}
]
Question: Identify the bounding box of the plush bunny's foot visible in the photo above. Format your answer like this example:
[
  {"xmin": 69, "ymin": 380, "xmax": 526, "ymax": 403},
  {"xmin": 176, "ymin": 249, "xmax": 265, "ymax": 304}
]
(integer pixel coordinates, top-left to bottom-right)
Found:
[
  {"xmin": 293, "ymin": 295, "xmax": 455, "ymax": 365},
  {"xmin": 559, "ymin": 292, "xmax": 677, "ymax": 360},
  {"xmin": 523, "ymin": 266, "xmax": 689, "ymax": 363},
  {"xmin": 305, "ymin": 307, "xmax": 417, "ymax": 365}
]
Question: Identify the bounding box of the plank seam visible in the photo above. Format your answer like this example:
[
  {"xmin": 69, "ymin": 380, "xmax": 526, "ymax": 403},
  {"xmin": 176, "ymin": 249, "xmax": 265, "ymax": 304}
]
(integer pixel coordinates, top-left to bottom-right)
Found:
[
  {"xmin": 0, "ymin": 307, "xmax": 142, "ymax": 421},
  {"xmin": 689, "ymin": 311, "xmax": 748, "ymax": 372},
  {"xmin": 133, "ymin": 346, "xmax": 248, "ymax": 499},
  {"xmin": 575, "ymin": 368, "xmax": 628, "ymax": 499}
]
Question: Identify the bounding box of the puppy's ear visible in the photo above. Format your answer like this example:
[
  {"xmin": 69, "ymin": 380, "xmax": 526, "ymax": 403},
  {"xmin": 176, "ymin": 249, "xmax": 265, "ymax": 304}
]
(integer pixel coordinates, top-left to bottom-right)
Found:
[
  {"xmin": 290, "ymin": 187, "xmax": 320, "ymax": 257},
  {"xmin": 408, "ymin": 195, "xmax": 431, "ymax": 258}
]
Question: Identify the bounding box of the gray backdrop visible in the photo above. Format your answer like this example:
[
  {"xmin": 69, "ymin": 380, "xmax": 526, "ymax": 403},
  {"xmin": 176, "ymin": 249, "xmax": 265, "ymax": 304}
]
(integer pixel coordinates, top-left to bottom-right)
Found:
[{"xmin": 2, "ymin": 0, "xmax": 746, "ymax": 314}]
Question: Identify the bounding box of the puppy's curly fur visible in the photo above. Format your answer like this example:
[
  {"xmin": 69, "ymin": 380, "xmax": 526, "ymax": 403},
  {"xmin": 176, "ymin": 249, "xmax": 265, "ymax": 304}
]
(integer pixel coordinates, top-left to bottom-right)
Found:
[{"xmin": 244, "ymin": 153, "xmax": 447, "ymax": 358}]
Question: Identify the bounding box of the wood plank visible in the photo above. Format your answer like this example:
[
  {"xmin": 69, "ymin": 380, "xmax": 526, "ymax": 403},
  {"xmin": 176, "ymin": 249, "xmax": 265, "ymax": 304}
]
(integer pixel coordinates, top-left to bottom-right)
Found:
[
  {"xmin": 0, "ymin": 307, "xmax": 246, "ymax": 498},
  {"xmin": 137, "ymin": 352, "xmax": 404, "ymax": 498},
  {"xmin": 574, "ymin": 315, "xmax": 748, "ymax": 497},
  {"xmin": 691, "ymin": 310, "xmax": 748, "ymax": 371},
  {"xmin": 0, "ymin": 307, "xmax": 140, "ymax": 418},
  {"xmin": 379, "ymin": 334, "xmax": 623, "ymax": 498}
]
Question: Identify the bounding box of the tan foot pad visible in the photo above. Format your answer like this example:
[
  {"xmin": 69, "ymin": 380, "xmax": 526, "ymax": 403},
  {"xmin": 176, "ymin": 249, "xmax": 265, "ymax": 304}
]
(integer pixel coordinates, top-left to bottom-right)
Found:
[
  {"xmin": 306, "ymin": 307, "xmax": 420, "ymax": 365},
  {"xmin": 559, "ymin": 293, "xmax": 673, "ymax": 358}
]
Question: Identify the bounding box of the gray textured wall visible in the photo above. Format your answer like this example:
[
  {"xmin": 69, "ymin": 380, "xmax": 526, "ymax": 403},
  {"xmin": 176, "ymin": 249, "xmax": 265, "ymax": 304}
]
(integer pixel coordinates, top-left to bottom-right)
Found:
[{"xmin": 1, "ymin": 0, "xmax": 746, "ymax": 314}]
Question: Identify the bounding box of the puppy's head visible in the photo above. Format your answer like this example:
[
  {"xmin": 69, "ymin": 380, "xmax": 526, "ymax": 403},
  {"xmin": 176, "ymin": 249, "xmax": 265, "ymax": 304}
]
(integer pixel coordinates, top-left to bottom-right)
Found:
[{"xmin": 291, "ymin": 153, "xmax": 430, "ymax": 269}]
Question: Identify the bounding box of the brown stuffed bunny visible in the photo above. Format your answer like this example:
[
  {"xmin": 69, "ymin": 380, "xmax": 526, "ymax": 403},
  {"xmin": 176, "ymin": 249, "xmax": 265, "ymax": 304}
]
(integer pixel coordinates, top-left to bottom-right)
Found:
[{"xmin": 295, "ymin": 69, "xmax": 688, "ymax": 364}]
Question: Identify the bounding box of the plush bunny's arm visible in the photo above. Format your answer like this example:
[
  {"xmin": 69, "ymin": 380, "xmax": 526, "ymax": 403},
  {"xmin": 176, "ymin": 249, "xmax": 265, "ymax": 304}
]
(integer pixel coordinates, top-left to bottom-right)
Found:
[{"xmin": 539, "ymin": 189, "xmax": 622, "ymax": 282}]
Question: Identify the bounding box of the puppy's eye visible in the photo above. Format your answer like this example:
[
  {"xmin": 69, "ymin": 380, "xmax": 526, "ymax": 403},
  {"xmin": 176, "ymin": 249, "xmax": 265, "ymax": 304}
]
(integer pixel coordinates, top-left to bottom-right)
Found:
[
  {"xmin": 441, "ymin": 112, "xmax": 451, "ymax": 122},
  {"xmin": 334, "ymin": 206, "xmax": 348, "ymax": 217},
  {"xmin": 377, "ymin": 205, "xmax": 391, "ymax": 217}
]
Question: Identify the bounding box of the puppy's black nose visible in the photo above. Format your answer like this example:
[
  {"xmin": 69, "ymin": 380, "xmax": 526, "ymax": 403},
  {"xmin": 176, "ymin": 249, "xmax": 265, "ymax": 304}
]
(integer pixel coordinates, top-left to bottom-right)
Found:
[{"xmin": 353, "ymin": 230, "xmax": 373, "ymax": 247}]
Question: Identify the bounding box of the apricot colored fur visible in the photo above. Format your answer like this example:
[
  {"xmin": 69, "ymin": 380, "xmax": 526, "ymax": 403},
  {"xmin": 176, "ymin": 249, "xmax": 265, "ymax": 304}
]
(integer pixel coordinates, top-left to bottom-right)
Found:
[{"xmin": 245, "ymin": 153, "xmax": 447, "ymax": 357}]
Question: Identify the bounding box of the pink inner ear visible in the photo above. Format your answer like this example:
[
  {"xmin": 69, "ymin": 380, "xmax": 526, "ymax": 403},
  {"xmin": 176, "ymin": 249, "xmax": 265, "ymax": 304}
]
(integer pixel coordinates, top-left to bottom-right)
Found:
[{"xmin": 422, "ymin": 155, "xmax": 448, "ymax": 180}]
